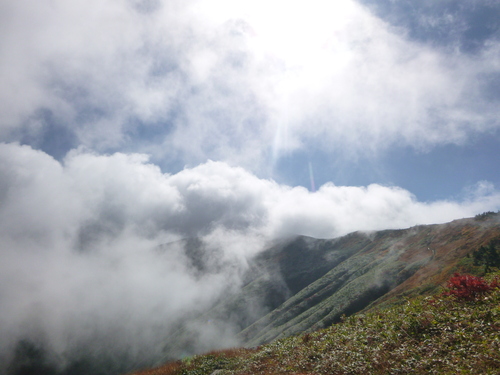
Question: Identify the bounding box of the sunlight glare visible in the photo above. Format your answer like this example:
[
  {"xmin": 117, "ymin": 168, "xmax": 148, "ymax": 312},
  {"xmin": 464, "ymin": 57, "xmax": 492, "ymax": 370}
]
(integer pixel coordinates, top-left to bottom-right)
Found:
[
  {"xmin": 194, "ymin": 0, "xmax": 357, "ymax": 70},
  {"xmin": 245, "ymin": 0, "xmax": 357, "ymax": 68},
  {"xmin": 192, "ymin": 0, "xmax": 361, "ymax": 169}
]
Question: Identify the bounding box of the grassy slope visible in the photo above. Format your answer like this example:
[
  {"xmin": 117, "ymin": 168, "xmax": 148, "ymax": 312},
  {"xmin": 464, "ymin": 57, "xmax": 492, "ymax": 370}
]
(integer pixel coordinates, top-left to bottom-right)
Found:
[
  {"xmin": 130, "ymin": 272, "xmax": 500, "ymax": 375},
  {"xmin": 372, "ymin": 216, "xmax": 500, "ymax": 309},
  {"xmin": 161, "ymin": 234, "xmax": 376, "ymax": 358},
  {"xmin": 140, "ymin": 215, "xmax": 500, "ymax": 372},
  {"xmin": 240, "ymin": 216, "xmax": 500, "ymax": 346}
]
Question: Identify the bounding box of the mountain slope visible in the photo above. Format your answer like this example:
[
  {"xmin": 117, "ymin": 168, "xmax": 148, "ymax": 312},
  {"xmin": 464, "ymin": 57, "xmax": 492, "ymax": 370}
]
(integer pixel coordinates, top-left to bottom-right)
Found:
[
  {"xmin": 131, "ymin": 271, "xmax": 500, "ymax": 375},
  {"xmin": 7, "ymin": 215, "xmax": 499, "ymax": 375},
  {"xmin": 218, "ymin": 215, "xmax": 500, "ymax": 347}
]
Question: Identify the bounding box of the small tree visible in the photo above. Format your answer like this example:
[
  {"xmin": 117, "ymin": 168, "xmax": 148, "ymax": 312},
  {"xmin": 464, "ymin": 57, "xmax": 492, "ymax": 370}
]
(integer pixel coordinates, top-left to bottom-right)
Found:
[{"xmin": 473, "ymin": 238, "xmax": 500, "ymax": 273}]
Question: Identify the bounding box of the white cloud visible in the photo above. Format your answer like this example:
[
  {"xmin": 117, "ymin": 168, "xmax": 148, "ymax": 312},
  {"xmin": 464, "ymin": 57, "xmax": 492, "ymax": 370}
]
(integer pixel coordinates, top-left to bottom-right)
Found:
[
  {"xmin": 0, "ymin": 0, "xmax": 499, "ymax": 365},
  {"xmin": 1, "ymin": 141, "xmax": 498, "ymax": 258},
  {"xmin": 1, "ymin": 142, "xmax": 499, "ymax": 369},
  {"xmin": 0, "ymin": 0, "xmax": 498, "ymax": 168}
]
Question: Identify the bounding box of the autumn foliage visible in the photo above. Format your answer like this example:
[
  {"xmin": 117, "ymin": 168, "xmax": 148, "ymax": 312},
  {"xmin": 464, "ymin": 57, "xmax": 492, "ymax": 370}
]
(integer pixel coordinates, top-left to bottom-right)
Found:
[{"xmin": 443, "ymin": 273, "xmax": 500, "ymax": 301}]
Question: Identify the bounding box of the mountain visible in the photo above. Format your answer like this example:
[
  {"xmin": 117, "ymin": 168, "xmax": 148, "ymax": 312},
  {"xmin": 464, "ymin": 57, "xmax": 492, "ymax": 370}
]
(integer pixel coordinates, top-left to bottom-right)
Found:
[
  {"xmin": 162, "ymin": 213, "xmax": 500, "ymax": 357},
  {"xmin": 131, "ymin": 270, "xmax": 500, "ymax": 375},
  {"xmin": 240, "ymin": 215, "xmax": 500, "ymax": 346},
  {"xmin": 5, "ymin": 214, "xmax": 500, "ymax": 375}
]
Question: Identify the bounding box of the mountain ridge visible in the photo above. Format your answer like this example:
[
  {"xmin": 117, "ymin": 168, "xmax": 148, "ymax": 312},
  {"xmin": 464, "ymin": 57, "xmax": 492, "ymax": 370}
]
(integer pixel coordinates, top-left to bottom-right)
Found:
[
  {"xmin": 5, "ymin": 214, "xmax": 500, "ymax": 375},
  {"xmin": 162, "ymin": 214, "xmax": 500, "ymax": 357}
]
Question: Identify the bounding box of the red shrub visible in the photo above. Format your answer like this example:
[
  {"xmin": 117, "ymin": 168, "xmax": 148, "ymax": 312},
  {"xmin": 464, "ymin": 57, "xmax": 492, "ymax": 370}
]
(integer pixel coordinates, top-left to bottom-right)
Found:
[{"xmin": 443, "ymin": 273, "xmax": 499, "ymax": 301}]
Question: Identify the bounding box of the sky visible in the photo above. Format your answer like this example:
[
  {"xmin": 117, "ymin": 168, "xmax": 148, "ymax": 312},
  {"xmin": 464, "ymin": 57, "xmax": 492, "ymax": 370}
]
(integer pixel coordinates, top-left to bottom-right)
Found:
[{"xmin": 0, "ymin": 0, "xmax": 499, "ymax": 371}]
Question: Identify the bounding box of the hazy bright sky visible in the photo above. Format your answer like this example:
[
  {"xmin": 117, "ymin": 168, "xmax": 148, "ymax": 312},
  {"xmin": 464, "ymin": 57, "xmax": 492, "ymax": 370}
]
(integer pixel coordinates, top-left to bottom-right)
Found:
[
  {"xmin": 0, "ymin": 0, "xmax": 499, "ymax": 368},
  {"xmin": 2, "ymin": 0, "xmax": 499, "ymax": 205}
]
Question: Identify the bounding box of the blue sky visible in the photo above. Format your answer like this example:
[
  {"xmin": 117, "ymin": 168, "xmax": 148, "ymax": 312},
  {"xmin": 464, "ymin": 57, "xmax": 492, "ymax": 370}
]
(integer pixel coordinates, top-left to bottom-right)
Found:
[
  {"xmin": 1, "ymin": 0, "xmax": 499, "ymax": 242},
  {"xmin": 2, "ymin": 0, "xmax": 499, "ymax": 203},
  {"xmin": 0, "ymin": 0, "xmax": 499, "ymax": 366},
  {"xmin": 277, "ymin": 129, "xmax": 500, "ymax": 201}
]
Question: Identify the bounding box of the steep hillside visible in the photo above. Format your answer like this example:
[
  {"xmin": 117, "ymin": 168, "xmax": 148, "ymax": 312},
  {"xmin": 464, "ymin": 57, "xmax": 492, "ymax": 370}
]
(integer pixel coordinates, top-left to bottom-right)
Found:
[
  {"xmin": 8, "ymin": 215, "xmax": 500, "ymax": 375},
  {"xmin": 161, "ymin": 214, "xmax": 500, "ymax": 357},
  {"xmin": 131, "ymin": 271, "xmax": 500, "ymax": 375}
]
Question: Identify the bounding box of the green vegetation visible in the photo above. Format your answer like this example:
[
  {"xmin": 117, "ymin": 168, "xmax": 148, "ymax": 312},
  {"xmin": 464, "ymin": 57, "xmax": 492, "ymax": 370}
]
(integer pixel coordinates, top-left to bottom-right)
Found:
[
  {"xmin": 155, "ymin": 216, "xmax": 500, "ymax": 371},
  {"xmin": 131, "ymin": 272, "xmax": 500, "ymax": 375},
  {"xmin": 474, "ymin": 211, "xmax": 500, "ymax": 221},
  {"xmin": 7, "ymin": 217, "xmax": 500, "ymax": 375},
  {"xmin": 473, "ymin": 238, "xmax": 500, "ymax": 273},
  {"xmin": 237, "ymin": 218, "xmax": 500, "ymax": 347}
]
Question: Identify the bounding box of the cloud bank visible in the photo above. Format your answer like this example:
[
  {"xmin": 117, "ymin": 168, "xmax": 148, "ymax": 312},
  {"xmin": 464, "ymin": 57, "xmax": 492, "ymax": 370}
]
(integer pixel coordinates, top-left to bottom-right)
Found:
[
  {"xmin": 1, "ymin": 142, "xmax": 499, "ymax": 372},
  {"xmin": 1, "ymin": 0, "xmax": 498, "ymax": 168},
  {"xmin": 1, "ymin": 0, "xmax": 499, "ymax": 372}
]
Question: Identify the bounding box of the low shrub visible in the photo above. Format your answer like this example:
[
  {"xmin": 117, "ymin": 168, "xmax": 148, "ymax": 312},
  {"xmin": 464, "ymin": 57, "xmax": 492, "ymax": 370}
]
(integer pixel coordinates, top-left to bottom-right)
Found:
[{"xmin": 442, "ymin": 273, "xmax": 500, "ymax": 301}]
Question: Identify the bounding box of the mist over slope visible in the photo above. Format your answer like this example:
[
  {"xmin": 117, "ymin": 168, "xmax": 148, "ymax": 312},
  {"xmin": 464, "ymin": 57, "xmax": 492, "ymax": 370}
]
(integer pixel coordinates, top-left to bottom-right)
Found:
[
  {"xmin": 239, "ymin": 215, "xmax": 500, "ymax": 346},
  {"xmin": 3, "ymin": 213, "xmax": 500, "ymax": 374},
  {"xmin": 1, "ymin": 143, "xmax": 500, "ymax": 375},
  {"xmin": 1, "ymin": 1, "xmax": 500, "ymax": 374},
  {"xmin": 167, "ymin": 214, "xmax": 500, "ymax": 353}
]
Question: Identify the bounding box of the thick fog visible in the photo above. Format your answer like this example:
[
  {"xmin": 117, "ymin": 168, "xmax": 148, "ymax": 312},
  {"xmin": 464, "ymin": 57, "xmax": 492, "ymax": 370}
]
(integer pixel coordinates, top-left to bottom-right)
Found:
[
  {"xmin": 1, "ymin": 142, "xmax": 499, "ymax": 373},
  {"xmin": 1, "ymin": 0, "xmax": 499, "ymax": 372}
]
